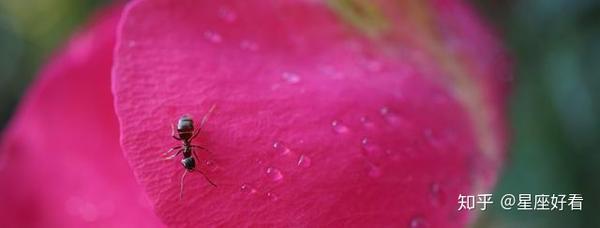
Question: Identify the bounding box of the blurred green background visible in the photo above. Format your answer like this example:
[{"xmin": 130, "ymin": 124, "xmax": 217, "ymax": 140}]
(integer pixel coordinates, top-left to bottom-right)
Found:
[{"xmin": 0, "ymin": 0, "xmax": 598, "ymax": 227}]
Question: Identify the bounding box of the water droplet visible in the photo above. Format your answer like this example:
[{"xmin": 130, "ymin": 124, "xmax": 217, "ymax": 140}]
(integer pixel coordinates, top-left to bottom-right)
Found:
[
  {"xmin": 385, "ymin": 149, "xmax": 401, "ymax": 161},
  {"xmin": 204, "ymin": 160, "xmax": 218, "ymax": 172},
  {"xmin": 409, "ymin": 216, "xmax": 428, "ymax": 228},
  {"xmin": 240, "ymin": 184, "xmax": 257, "ymax": 194},
  {"xmin": 266, "ymin": 192, "xmax": 279, "ymax": 201},
  {"xmin": 273, "ymin": 141, "xmax": 292, "ymax": 155},
  {"xmin": 429, "ymin": 182, "xmax": 446, "ymax": 206},
  {"xmin": 204, "ymin": 30, "xmax": 222, "ymax": 43},
  {"xmin": 265, "ymin": 167, "xmax": 283, "ymax": 182},
  {"xmin": 380, "ymin": 106, "xmax": 402, "ymax": 125},
  {"xmin": 359, "ymin": 116, "xmax": 375, "ymax": 129},
  {"xmin": 361, "ymin": 138, "xmax": 382, "ymax": 157},
  {"xmin": 297, "ymin": 154, "xmax": 312, "ymax": 168},
  {"xmin": 331, "ymin": 120, "xmax": 350, "ymax": 134},
  {"xmin": 368, "ymin": 164, "xmax": 382, "ymax": 178},
  {"xmin": 281, "ymin": 72, "xmax": 301, "ymax": 84},
  {"xmin": 218, "ymin": 7, "xmax": 237, "ymax": 23},
  {"xmin": 240, "ymin": 40, "xmax": 259, "ymax": 51}
]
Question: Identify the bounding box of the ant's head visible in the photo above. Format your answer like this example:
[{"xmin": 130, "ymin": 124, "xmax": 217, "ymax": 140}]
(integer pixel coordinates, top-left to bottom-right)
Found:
[{"xmin": 177, "ymin": 115, "xmax": 195, "ymax": 132}]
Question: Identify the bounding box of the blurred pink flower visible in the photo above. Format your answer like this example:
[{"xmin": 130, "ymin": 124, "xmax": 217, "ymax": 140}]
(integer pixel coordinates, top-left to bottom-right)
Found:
[
  {"xmin": 0, "ymin": 4, "xmax": 162, "ymax": 228},
  {"xmin": 1, "ymin": 0, "xmax": 511, "ymax": 227}
]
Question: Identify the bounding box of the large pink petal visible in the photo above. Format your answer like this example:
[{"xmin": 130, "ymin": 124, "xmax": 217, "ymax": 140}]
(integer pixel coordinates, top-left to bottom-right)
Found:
[
  {"xmin": 0, "ymin": 5, "xmax": 162, "ymax": 227},
  {"xmin": 113, "ymin": 0, "xmax": 509, "ymax": 227}
]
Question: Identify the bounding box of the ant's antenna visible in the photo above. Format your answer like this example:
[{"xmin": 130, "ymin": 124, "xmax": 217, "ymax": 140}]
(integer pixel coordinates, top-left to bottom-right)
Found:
[{"xmin": 200, "ymin": 104, "xmax": 217, "ymax": 129}]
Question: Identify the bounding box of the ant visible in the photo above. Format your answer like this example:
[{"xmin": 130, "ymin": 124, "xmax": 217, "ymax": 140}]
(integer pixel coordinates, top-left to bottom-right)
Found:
[{"xmin": 162, "ymin": 105, "xmax": 217, "ymax": 199}]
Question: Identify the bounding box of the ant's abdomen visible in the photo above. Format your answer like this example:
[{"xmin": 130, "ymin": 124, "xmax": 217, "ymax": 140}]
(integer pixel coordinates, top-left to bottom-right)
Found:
[{"xmin": 181, "ymin": 157, "xmax": 196, "ymax": 170}]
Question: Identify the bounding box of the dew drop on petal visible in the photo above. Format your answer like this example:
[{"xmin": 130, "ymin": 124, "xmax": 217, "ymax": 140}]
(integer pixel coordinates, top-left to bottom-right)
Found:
[
  {"xmin": 361, "ymin": 138, "xmax": 382, "ymax": 157},
  {"xmin": 281, "ymin": 72, "xmax": 301, "ymax": 84},
  {"xmin": 266, "ymin": 167, "xmax": 284, "ymax": 182},
  {"xmin": 385, "ymin": 149, "xmax": 401, "ymax": 161},
  {"xmin": 273, "ymin": 141, "xmax": 292, "ymax": 155},
  {"xmin": 409, "ymin": 216, "xmax": 428, "ymax": 228},
  {"xmin": 204, "ymin": 30, "xmax": 222, "ymax": 43},
  {"xmin": 380, "ymin": 106, "xmax": 402, "ymax": 125},
  {"xmin": 218, "ymin": 7, "xmax": 237, "ymax": 23},
  {"xmin": 297, "ymin": 154, "xmax": 312, "ymax": 168},
  {"xmin": 240, "ymin": 184, "xmax": 257, "ymax": 195},
  {"xmin": 331, "ymin": 120, "xmax": 350, "ymax": 134},
  {"xmin": 266, "ymin": 192, "xmax": 279, "ymax": 202},
  {"xmin": 204, "ymin": 160, "xmax": 218, "ymax": 172},
  {"xmin": 240, "ymin": 40, "xmax": 259, "ymax": 51},
  {"xmin": 368, "ymin": 164, "xmax": 382, "ymax": 178},
  {"xmin": 359, "ymin": 116, "xmax": 375, "ymax": 129},
  {"xmin": 429, "ymin": 182, "xmax": 446, "ymax": 206}
]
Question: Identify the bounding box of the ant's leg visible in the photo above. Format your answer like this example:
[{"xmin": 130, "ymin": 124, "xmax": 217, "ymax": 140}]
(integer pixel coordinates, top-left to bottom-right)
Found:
[
  {"xmin": 190, "ymin": 128, "xmax": 201, "ymax": 140},
  {"xmin": 191, "ymin": 145, "xmax": 209, "ymax": 152},
  {"xmin": 163, "ymin": 149, "xmax": 183, "ymax": 160},
  {"xmin": 161, "ymin": 145, "xmax": 182, "ymax": 157},
  {"xmin": 171, "ymin": 123, "xmax": 181, "ymax": 140},
  {"xmin": 180, "ymin": 170, "xmax": 189, "ymax": 200},
  {"xmin": 190, "ymin": 150, "xmax": 216, "ymax": 187},
  {"xmin": 193, "ymin": 169, "xmax": 217, "ymax": 187},
  {"xmin": 191, "ymin": 149, "xmax": 200, "ymax": 162}
]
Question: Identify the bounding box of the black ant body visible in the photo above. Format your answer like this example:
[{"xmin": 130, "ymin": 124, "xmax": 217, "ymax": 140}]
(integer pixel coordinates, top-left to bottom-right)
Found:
[{"xmin": 162, "ymin": 105, "xmax": 217, "ymax": 199}]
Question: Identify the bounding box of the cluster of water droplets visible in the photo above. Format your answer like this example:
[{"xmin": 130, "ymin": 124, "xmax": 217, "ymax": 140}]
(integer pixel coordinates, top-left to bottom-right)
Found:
[
  {"xmin": 327, "ymin": 106, "xmax": 412, "ymax": 178},
  {"xmin": 379, "ymin": 106, "xmax": 403, "ymax": 126},
  {"xmin": 265, "ymin": 167, "xmax": 284, "ymax": 182},
  {"xmin": 238, "ymin": 140, "xmax": 312, "ymax": 202},
  {"xmin": 202, "ymin": 6, "xmax": 446, "ymax": 223},
  {"xmin": 271, "ymin": 141, "xmax": 313, "ymax": 170},
  {"xmin": 202, "ymin": 6, "xmax": 265, "ymax": 54},
  {"xmin": 281, "ymin": 72, "xmax": 301, "ymax": 84},
  {"xmin": 203, "ymin": 30, "xmax": 222, "ymax": 43},
  {"xmin": 331, "ymin": 120, "xmax": 350, "ymax": 134}
]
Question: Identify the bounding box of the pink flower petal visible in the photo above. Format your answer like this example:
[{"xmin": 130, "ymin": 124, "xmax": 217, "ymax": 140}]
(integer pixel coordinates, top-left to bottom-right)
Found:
[
  {"xmin": 113, "ymin": 0, "xmax": 509, "ymax": 226},
  {"xmin": 0, "ymin": 5, "xmax": 162, "ymax": 227}
]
